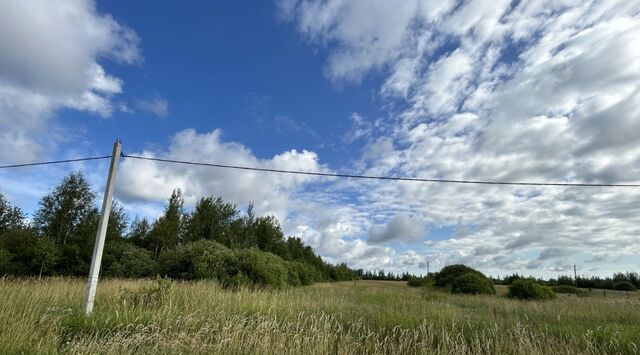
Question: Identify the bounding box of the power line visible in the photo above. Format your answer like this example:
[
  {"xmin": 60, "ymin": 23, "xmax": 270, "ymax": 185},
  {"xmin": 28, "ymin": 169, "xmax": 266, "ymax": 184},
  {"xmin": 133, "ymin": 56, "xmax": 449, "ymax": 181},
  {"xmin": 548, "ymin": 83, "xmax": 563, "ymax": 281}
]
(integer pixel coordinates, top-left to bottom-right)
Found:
[
  {"xmin": 0, "ymin": 156, "xmax": 111, "ymax": 169},
  {"xmin": 121, "ymin": 154, "xmax": 640, "ymax": 187}
]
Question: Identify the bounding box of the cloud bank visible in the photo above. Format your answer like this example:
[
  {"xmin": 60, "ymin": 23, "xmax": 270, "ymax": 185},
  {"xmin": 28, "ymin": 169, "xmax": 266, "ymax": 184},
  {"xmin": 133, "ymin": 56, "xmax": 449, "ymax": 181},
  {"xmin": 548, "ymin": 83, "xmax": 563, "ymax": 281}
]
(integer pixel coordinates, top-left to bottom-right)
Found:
[
  {"xmin": 0, "ymin": 0, "xmax": 140, "ymax": 162},
  {"xmin": 279, "ymin": 0, "xmax": 640, "ymax": 275}
]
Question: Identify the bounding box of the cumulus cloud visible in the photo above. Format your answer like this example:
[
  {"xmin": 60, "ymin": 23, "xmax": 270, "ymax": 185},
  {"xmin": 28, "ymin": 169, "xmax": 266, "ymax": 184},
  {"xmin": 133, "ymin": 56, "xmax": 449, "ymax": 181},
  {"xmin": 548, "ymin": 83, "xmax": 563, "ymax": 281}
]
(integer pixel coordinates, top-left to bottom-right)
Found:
[
  {"xmin": 117, "ymin": 129, "xmax": 325, "ymax": 222},
  {"xmin": 281, "ymin": 0, "xmax": 640, "ymax": 275},
  {"xmin": 368, "ymin": 213, "xmax": 425, "ymax": 244},
  {"xmin": 0, "ymin": 0, "xmax": 140, "ymax": 162}
]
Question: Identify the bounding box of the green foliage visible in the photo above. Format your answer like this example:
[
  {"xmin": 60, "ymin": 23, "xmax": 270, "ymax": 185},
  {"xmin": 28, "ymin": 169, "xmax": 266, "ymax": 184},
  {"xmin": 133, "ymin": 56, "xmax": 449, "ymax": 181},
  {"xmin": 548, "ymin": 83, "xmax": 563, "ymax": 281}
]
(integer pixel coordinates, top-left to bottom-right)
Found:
[
  {"xmin": 184, "ymin": 197, "xmax": 238, "ymax": 245},
  {"xmin": 508, "ymin": 279, "xmax": 556, "ymax": 300},
  {"xmin": 0, "ymin": 174, "xmax": 352, "ymax": 288},
  {"xmin": 158, "ymin": 240, "xmax": 236, "ymax": 281},
  {"xmin": 0, "ymin": 248, "xmax": 12, "ymax": 275},
  {"xmin": 103, "ymin": 241, "xmax": 157, "ymax": 278},
  {"xmin": 613, "ymin": 281, "xmax": 636, "ymax": 291},
  {"xmin": 253, "ymin": 216, "xmax": 287, "ymax": 258},
  {"xmin": 0, "ymin": 228, "xmax": 39, "ymax": 275},
  {"xmin": 235, "ymin": 248, "xmax": 288, "ymax": 289},
  {"xmin": 127, "ymin": 218, "xmax": 151, "ymax": 247},
  {"xmin": 0, "ymin": 193, "xmax": 25, "ymax": 235},
  {"xmin": 552, "ymin": 285, "xmax": 584, "ymax": 294},
  {"xmin": 33, "ymin": 172, "xmax": 96, "ymax": 245},
  {"xmin": 434, "ymin": 264, "xmax": 482, "ymax": 288},
  {"xmin": 407, "ymin": 276, "xmax": 433, "ymax": 287},
  {"xmin": 431, "ymin": 264, "xmax": 494, "ymax": 295},
  {"xmin": 451, "ymin": 272, "xmax": 495, "ymax": 295},
  {"xmin": 146, "ymin": 189, "xmax": 185, "ymax": 258}
]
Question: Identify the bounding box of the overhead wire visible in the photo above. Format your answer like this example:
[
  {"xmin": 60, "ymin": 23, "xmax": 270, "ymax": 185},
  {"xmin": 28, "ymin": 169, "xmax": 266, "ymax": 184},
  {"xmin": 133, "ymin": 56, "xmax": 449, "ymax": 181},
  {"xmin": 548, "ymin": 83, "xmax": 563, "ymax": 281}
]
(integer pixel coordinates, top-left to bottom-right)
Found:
[
  {"xmin": 2, "ymin": 153, "xmax": 639, "ymax": 187},
  {"xmin": 120, "ymin": 153, "xmax": 640, "ymax": 188},
  {"xmin": 0, "ymin": 156, "xmax": 111, "ymax": 169}
]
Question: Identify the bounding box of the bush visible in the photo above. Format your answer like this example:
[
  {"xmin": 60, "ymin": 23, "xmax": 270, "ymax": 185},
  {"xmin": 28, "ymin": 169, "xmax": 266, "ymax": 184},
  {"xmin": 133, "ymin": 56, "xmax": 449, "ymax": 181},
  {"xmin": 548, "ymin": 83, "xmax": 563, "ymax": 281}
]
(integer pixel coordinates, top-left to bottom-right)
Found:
[
  {"xmin": 104, "ymin": 242, "xmax": 157, "ymax": 278},
  {"xmin": 451, "ymin": 272, "xmax": 495, "ymax": 295},
  {"xmin": 552, "ymin": 285, "xmax": 583, "ymax": 294},
  {"xmin": 508, "ymin": 279, "xmax": 556, "ymax": 300},
  {"xmin": 613, "ymin": 281, "xmax": 636, "ymax": 291},
  {"xmin": 158, "ymin": 240, "xmax": 236, "ymax": 281},
  {"xmin": 434, "ymin": 264, "xmax": 483, "ymax": 288},
  {"xmin": 0, "ymin": 249, "xmax": 11, "ymax": 275},
  {"xmin": 235, "ymin": 248, "xmax": 288, "ymax": 289},
  {"xmin": 407, "ymin": 276, "xmax": 432, "ymax": 287},
  {"xmin": 432, "ymin": 264, "xmax": 494, "ymax": 295}
]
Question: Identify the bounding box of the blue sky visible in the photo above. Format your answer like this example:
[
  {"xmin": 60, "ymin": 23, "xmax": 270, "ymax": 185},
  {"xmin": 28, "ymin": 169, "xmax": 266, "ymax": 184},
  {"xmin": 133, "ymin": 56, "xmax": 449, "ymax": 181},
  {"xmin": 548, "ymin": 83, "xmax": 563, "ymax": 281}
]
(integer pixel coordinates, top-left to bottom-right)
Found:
[
  {"xmin": 73, "ymin": 1, "xmax": 383, "ymax": 165},
  {"xmin": 2, "ymin": 0, "xmax": 640, "ymax": 277}
]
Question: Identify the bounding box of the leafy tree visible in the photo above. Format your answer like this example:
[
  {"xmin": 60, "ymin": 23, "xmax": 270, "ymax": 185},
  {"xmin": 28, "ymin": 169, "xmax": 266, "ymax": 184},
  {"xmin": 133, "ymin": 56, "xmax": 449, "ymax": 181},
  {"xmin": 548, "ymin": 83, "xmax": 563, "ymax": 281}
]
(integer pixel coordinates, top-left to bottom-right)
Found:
[
  {"xmin": 33, "ymin": 172, "xmax": 96, "ymax": 245},
  {"xmin": 0, "ymin": 249, "xmax": 11, "ymax": 275},
  {"xmin": 0, "ymin": 228, "xmax": 38, "ymax": 275},
  {"xmin": 254, "ymin": 215, "xmax": 287, "ymax": 257},
  {"xmin": 0, "ymin": 193, "xmax": 25, "ymax": 235},
  {"xmin": 32, "ymin": 237, "xmax": 60, "ymax": 277},
  {"xmin": 184, "ymin": 196, "xmax": 238, "ymax": 245},
  {"xmin": 103, "ymin": 240, "xmax": 157, "ymax": 278},
  {"xmin": 128, "ymin": 218, "xmax": 151, "ymax": 247},
  {"xmin": 158, "ymin": 240, "xmax": 237, "ymax": 281},
  {"xmin": 146, "ymin": 189, "xmax": 185, "ymax": 258}
]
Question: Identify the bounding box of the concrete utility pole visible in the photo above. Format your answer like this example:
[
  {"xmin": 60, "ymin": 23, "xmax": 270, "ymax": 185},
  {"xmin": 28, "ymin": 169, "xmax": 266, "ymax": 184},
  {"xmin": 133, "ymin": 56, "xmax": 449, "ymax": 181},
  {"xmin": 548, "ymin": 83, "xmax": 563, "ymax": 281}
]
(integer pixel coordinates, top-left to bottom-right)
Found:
[
  {"xmin": 574, "ymin": 264, "xmax": 578, "ymax": 288},
  {"xmin": 427, "ymin": 261, "xmax": 430, "ymax": 275},
  {"xmin": 83, "ymin": 140, "xmax": 121, "ymax": 314}
]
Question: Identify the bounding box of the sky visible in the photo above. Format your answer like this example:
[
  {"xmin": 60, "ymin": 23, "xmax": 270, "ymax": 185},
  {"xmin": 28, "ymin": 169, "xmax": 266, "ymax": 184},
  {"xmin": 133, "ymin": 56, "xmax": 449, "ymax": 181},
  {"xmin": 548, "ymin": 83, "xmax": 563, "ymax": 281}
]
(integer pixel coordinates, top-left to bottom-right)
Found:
[{"xmin": 1, "ymin": 0, "xmax": 640, "ymax": 278}]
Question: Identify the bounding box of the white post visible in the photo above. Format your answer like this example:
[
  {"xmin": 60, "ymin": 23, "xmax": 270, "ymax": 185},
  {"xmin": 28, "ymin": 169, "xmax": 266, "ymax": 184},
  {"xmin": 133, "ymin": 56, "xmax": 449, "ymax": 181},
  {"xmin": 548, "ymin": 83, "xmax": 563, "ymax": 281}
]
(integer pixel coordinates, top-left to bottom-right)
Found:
[{"xmin": 83, "ymin": 140, "xmax": 121, "ymax": 314}]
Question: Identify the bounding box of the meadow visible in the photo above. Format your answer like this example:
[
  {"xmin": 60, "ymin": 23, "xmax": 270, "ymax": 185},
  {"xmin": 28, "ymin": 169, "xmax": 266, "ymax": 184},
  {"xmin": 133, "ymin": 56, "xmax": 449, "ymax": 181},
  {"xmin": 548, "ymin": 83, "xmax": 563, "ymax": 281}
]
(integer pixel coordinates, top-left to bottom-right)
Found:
[{"xmin": 1, "ymin": 278, "xmax": 639, "ymax": 354}]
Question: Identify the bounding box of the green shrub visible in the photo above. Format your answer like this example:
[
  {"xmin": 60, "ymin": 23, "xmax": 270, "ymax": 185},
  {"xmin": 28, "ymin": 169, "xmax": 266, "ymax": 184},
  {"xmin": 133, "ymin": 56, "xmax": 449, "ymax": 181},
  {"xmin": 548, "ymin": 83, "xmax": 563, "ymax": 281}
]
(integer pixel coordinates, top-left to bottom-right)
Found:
[
  {"xmin": 432, "ymin": 264, "xmax": 494, "ymax": 295},
  {"xmin": 158, "ymin": 240, "xmax": 236, "ymax": 281},
  {"xmin": 552, "ymin": 285, "xmax": 583, "ymax": 294},
  {"xmin": 235, "ymin": 248, "xmax": 289, "ymax": 289},
  {"xmin": 434, "ymin": 264, "xmax": 483, "ymax": 288},
  {"xmin": 451, "ymin": 272, "xmax": 495, "ymax": 295},
  {"xmin": 0, "ymin": 249, "xmax": 12, "ymax": 275},
  {"xmin": 508, "ymin": 279, "xmax": 556, "ymax": 300},
  {"xmin": 104, "ymin": 242, "xmax": 157, "ymax": 278},
  {"xmin": 407, "ymin": 276, "xmax": 433, "ymax": 287},
  {"xmin": 613, "ymin": 281, "xmax": 636, "ymax": 291}
]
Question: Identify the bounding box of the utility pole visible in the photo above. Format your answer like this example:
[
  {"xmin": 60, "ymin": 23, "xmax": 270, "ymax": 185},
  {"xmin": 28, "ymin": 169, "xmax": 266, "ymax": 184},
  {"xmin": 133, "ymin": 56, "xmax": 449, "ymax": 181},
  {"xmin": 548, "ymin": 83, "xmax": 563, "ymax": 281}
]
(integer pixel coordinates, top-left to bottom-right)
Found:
[
  {"xmin": 83, "ymin": 140, "xmax": 121, "ymax": 314},
  {"xmin": 574, "ymin": 264, "xmax": 578, "ymax": 288},
  {"xmin": 427, "ymin": 261, "xmax": 430, "ymax": 276}
]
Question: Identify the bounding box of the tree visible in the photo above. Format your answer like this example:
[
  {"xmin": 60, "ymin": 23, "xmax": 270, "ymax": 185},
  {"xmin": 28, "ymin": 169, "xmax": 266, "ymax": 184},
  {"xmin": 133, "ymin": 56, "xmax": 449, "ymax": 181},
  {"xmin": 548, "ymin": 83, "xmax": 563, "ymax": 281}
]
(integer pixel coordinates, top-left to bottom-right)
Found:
[
  {"xmin": 184, "ymin": 197, "xmax": 238, "ymax": 245},
  {"xmin": 146, "ymin": 189, "xmax": 185, "ymax": 258},
  {"xmin": 0, "ymin": 193, "xmax": 25, "ymax": 235},
  {"xmin": 33, "ymin": 172, "xmax": 96, "ymax": 245},
  {"xmin": 32, "ymin": 237, "xmax": 60, "ymax": 277},
  {"xmin": 254, "ymin": 215, "xmax": 287, "ymax": 257},
  {"xmin": 0, "ymin": 228, "xmax": 38, "ymax": 275},
  {"xmin": 128, "ymin": 218, "xmax": 151, "ymax": 247}
]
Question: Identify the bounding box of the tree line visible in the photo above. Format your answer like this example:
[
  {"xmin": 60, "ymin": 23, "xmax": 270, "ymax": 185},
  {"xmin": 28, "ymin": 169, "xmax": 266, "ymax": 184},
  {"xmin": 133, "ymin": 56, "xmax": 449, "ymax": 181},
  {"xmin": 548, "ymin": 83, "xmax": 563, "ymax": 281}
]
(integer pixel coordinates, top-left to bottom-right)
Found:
[
  {"xmin": 493, "ymin": 272, "xmax": 639, "ymax": 291},
  {"xmin": 0, "ymin": 172, "xmax": 359, "ymax": 287}
]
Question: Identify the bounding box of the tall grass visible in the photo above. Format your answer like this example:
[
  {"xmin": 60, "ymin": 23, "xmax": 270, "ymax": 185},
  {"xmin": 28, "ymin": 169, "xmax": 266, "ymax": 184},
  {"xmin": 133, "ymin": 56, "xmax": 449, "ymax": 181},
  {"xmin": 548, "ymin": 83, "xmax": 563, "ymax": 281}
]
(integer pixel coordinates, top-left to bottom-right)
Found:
[{"xmin": 0, "ymin": 278, "xmax": 638, "ymax": 354}]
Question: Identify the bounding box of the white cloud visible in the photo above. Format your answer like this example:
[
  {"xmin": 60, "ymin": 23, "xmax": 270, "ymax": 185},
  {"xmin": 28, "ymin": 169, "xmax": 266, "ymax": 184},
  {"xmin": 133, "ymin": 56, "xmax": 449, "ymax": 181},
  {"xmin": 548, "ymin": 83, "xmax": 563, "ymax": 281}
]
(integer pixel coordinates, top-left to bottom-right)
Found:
[
  {"xmin": 368, "ymin": 213, "xmax": 425, "ymax": 244},
  {"xmin": 281, "ymin": 0, "xmax": 640, "ymax": 276},
  {"xmin": 135, "ymin": 98, "xmax": 169, "ymax": 118},
  {"xmin": 0, "ymin": 0, "xmax": 140, "ymax": 163},
  {"xmin": 117, "ymin": 129, "xmax": 324, "ymax": 223}
]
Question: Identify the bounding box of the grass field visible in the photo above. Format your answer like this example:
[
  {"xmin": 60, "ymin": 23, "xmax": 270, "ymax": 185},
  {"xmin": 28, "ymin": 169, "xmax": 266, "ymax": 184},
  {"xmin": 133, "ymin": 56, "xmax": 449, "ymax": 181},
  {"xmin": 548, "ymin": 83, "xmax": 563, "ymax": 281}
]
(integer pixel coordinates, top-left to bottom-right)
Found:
[{"xmin": 1, "ymin": 278, "xmax": 639, "ymax": 354}]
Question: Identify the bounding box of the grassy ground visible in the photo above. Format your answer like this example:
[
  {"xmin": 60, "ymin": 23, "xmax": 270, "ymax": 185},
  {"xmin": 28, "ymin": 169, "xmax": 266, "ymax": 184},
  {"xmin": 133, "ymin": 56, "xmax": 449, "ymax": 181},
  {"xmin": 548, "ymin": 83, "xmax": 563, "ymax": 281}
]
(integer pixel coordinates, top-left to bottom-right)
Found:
[{"xmin": 0, "ymin": 278, "xmax": 638, "ymax": 354}]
